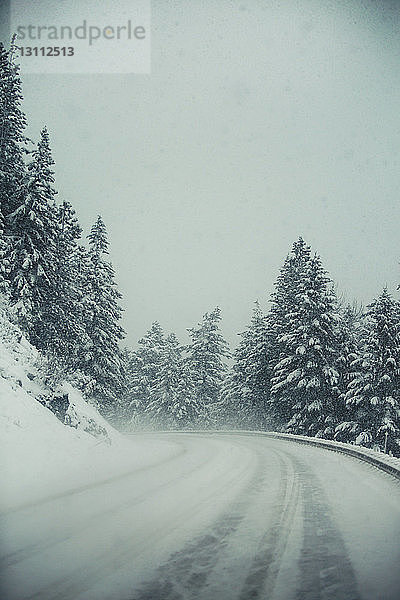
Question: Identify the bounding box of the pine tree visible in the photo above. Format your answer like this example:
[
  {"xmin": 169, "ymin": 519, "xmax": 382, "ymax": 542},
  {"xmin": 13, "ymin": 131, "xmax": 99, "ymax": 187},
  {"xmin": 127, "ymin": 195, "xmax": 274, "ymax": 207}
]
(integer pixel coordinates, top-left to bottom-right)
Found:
[
  {"xmin": 174, "ymin": 361, "xmax": 202, "ymax": 427},
  {"xmin": 187, "ymin": 307, "xmax": 230, "ymax": 423},
  {"xmin": 270, "ymin": 238, "xmax": 312, "ymax": 340},
  {"xmin": 8, "ymin": 127, "xmax": 60, "ymax": 343},
  {"xmin": 333, "ymin": 302, "xmax": 364, "ymax": 441},
  {"xmin": 344, "ymin": 289, "xmax": 400, "ymax": 454},
  {"xmin": 267, "ymin": 237, "xmax": 312, "ymax": 425},
  {"xmin": 241, "ymin": 302, "xmax": 273, "ymax": 427},
  {"xmin": 80, "ymin": 215, "xmax": 125, "ymax": 418},
  {"xmin": 270, "ymin": 243, "xmax": 340, "ymax": 437},
  {"xmin": 0, "ymin": 38, "xmax": 27, "ymax": 220},
  {"xmin": 0, "ymin": 206, "xmax": 9, "ymax": 293},
  {"xmin": 219, "ymin": 302, "xmax": 272, "ymax": 429},
  {"xmin": 0, "ymin": 39, "xmax": 28, "ymax": 295},
  {"xmin": 146, "ymin": 332, "xmax": 181, "ymax": 427},
  {"xmin": 126, "ymin": 321, "xmax": 166, "ymax": 423},
  {"xmin": 47, "ymin": 200, "xmax": 87, "ymax": 366},
  {"xmin": 146, "ymin": 333, "xmax": 201, "ymax": 428},
  {"xmin": 124, "ymin": 347, "xmax": 144, "ymax": 424},
  {"xmin": 215, "ymin": 370, "xmax": 244, "ymax": 428}
]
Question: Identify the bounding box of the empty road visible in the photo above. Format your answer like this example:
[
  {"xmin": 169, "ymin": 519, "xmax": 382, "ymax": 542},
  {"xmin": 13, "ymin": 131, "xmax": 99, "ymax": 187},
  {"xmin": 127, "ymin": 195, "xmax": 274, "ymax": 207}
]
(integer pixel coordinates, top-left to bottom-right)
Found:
[{"xmin": 1, "ymin": 433, "xmax": 399, "ymax": 600}]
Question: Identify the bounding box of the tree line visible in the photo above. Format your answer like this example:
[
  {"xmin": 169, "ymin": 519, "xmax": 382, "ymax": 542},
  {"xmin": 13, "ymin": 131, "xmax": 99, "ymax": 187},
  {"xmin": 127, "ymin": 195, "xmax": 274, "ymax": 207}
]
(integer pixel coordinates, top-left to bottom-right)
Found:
[
  {"xmin": 0, "ymin": 40, "xmax": 125, "ymax": 420},
  {"xmin": 220, "ymin": 238, "xmax": 400, "ymax": 456},
  {"xmin": 1, "ymin": 40, "xmax": 399, "ymax": 454}
]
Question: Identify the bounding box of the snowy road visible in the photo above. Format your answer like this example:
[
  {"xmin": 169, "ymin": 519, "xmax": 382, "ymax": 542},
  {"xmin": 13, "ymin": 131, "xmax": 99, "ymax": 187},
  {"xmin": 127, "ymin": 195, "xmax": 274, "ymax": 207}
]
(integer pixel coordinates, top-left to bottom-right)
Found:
[{"xmin": 1, "ymin": 433, "xmax": 399, "ymax": 600}]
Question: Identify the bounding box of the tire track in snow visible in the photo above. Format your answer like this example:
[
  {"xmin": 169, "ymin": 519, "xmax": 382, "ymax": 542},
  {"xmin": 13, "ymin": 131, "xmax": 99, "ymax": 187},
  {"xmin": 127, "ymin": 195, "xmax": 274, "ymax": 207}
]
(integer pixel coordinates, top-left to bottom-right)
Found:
[
  {"xmin": 291, "ymin": 454, "xmax": 360, "ymax": 600},
  {"xmin": 237, "ymin": 449, "xmax": 300, "ymax": 600},
  {"xmin": 238, "ymin": 446, "xmax": 360, "ymax": 600},
  {"xmin": 130, "ymin": 443, "xmax": 273, "ymax": 600}
]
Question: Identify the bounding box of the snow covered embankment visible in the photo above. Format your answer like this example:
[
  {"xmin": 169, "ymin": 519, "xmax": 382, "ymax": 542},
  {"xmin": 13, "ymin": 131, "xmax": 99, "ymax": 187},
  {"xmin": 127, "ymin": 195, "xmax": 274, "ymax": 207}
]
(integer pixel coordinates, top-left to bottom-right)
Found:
[{"xmin": 0, "ymin": 314, "xmax": 177, "ymax": 513}]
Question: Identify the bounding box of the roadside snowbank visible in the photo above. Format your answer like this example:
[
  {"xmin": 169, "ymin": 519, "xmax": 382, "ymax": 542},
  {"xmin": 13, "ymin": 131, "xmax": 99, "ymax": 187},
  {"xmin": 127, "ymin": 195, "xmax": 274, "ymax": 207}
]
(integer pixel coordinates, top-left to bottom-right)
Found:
[{"xmin": 0, "ymin": 318, "xmax": 178, "ymax": 512}]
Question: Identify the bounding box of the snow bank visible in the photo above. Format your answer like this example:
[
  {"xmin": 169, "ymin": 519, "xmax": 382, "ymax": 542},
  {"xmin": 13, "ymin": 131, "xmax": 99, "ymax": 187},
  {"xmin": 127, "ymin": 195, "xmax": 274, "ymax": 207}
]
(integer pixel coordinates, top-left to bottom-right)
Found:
[{"xmin": 0, "ymin": 315, "xmax": 178, "ymax": 512}]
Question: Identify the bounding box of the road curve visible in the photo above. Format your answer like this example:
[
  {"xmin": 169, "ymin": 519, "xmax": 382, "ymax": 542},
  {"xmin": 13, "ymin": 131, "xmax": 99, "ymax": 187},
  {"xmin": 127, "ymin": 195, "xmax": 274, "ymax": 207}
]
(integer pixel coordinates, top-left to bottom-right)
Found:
[{"xmin": 1, "ymin": 433, "xmax": 399, "ymax": 600}]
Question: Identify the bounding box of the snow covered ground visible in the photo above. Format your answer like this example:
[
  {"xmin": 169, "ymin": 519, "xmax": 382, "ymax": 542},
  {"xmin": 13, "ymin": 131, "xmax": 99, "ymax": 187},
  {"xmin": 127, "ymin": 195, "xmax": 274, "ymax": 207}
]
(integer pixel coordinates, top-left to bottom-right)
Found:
[
  {"xmin": 0, "ymin": 316, "xmax": 179, "ymax": 513},
  {"xmin": 1, "ymin": 425, "xmax": 400, "ymax": 598},
  {"xmin": 1, "ymin": 331, "xmax": 400, "ymax": 600}
]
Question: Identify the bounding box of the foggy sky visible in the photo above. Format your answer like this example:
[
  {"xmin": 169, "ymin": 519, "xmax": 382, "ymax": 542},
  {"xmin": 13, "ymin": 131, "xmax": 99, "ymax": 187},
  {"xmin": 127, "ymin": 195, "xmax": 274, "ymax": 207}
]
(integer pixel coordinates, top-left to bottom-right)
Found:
[{"xmin": 3, "ymin": 0, "xmax": 400, "ymax": 348}]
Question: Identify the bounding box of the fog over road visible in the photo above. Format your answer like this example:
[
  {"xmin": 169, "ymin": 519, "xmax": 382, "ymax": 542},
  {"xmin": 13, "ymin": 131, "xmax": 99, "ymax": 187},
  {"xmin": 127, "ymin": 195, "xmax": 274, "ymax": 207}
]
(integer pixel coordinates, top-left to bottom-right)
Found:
[{"xmin": 1, "ymin": 433, "xmax": 399, "ymax": 600}]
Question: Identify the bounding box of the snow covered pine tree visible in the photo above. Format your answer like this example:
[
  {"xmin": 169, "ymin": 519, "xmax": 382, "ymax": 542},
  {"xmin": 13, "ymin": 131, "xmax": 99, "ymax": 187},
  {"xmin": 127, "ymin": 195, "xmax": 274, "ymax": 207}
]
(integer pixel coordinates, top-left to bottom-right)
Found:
[
  {"xmin": 333, "ymin": 302, "xmax": 364, "ymax": 441},
  {"xmin": 79, "ymin": 216, "xmax": 125, "ymax": 421},
  {"xmin": 8, "ymin": 127, "xmax": 60, "ymax": 347},
  {"xmin": 49, "ymin": 201, "xmax": 88, "ymax": 368},
  {"xmin": 220, "ymin": 301, "xmax": 272, "ymax": 429},
  {"xmin": 269, "ymin": 239, "xmax": 340, "ymax": 437},
  {"xmin": 343, "ymin": 289, "xmax": 400, "ymax": 454},
  {"xmin": 187, "ymin": 307, "xmax": 230, "ymax": 426},
  {"xmin": 125, "ymin": 321, "xmax": 166, "ymax": 425},
  {"xmin": 0, "ymin": 39, "xmax": 27, "ymax": 222},
  {"xmin": 0, "ymin": 39, "xmax": 28, "ymax": 294},
  {"xmin": 146, "ymin": 333, "xmax": 200, "ymax": 428}
]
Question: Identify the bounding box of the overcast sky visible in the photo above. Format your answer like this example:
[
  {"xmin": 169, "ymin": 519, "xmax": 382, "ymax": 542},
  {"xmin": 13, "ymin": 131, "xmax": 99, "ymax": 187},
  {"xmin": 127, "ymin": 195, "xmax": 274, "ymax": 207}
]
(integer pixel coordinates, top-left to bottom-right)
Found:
[{"xmin": 3, "ymin": 0, "xmax": 400, "ymax": 348}]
